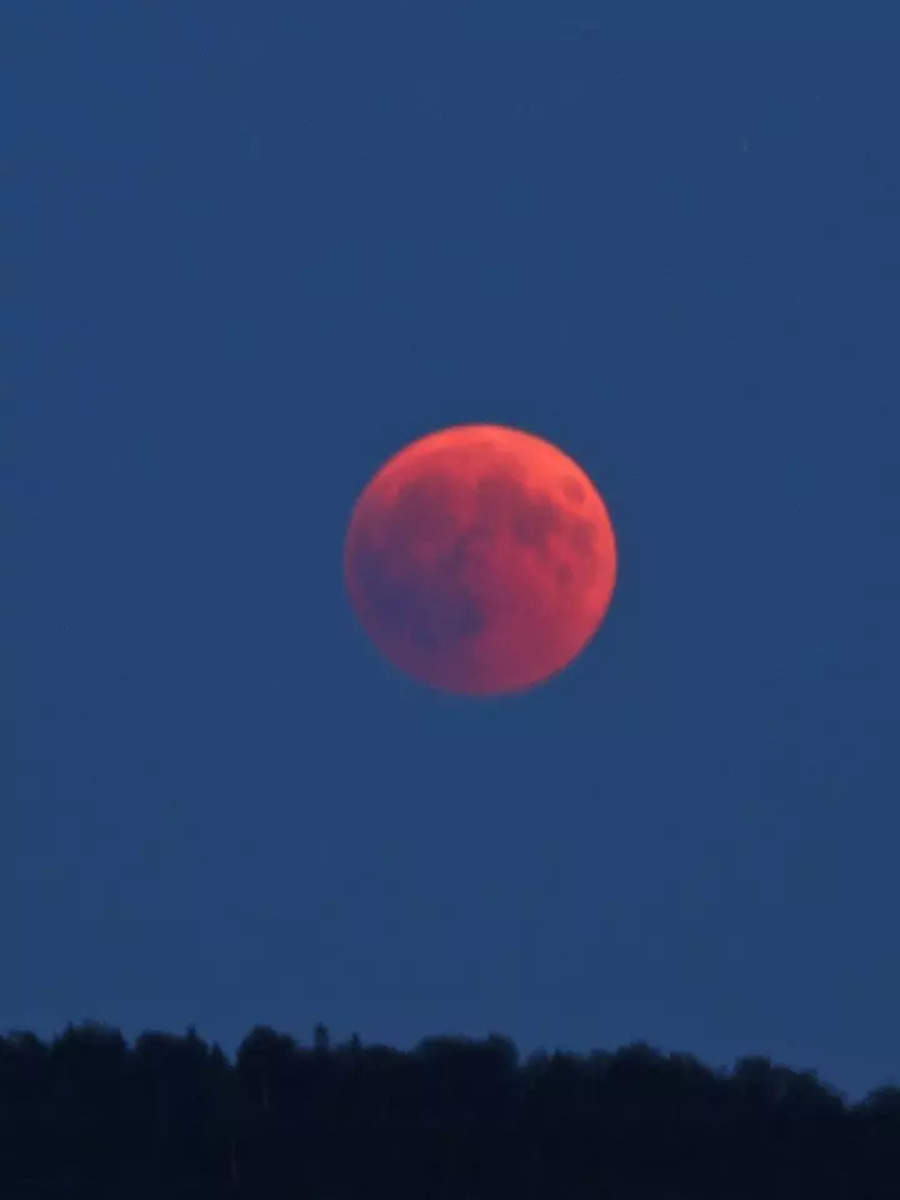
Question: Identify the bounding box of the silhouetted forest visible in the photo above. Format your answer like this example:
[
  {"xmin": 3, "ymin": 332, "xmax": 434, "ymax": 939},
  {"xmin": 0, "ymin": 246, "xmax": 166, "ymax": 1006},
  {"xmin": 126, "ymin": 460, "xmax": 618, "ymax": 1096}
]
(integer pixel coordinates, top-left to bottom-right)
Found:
[{"xmin": 1, "ymin": 1022, "xmax": 897, "ymax": 1198}]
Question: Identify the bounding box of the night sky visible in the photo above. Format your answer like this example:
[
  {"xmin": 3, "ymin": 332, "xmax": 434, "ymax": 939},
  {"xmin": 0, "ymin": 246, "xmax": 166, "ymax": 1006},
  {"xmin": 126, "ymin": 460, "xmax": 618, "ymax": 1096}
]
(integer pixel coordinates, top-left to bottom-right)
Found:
[{"xmin": 9, "ymin": 4, "xmax": 900, "ymax": 1103}]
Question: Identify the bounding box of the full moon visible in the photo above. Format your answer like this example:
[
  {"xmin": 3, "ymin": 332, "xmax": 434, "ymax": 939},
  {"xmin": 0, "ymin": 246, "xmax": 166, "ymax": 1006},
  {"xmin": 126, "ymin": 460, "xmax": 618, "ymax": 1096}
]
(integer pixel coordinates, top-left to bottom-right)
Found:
[{"xmin": 344, "ymin": 424, "xmax": 618, "ymax": 695}]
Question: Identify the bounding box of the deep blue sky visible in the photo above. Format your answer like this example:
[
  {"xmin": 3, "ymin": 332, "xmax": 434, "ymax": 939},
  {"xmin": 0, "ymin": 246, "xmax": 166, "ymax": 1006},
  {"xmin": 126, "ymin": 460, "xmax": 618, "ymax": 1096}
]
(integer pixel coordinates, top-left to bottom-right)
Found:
[{"xmin": 8, "ymin": 4, "xmax": 900, "ymax": 1102}]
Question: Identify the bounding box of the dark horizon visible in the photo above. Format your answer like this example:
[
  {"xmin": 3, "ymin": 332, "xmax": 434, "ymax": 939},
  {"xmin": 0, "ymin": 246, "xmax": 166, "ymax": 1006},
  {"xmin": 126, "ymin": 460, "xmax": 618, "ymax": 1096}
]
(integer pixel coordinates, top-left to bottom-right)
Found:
[
  {"xmin": 2, "ymin": 1016, "xmax": 896, "ymax": 1110},
  {"xmin": 2, "ymin": 1018, "xmax": 898, "ymax": 1197}
]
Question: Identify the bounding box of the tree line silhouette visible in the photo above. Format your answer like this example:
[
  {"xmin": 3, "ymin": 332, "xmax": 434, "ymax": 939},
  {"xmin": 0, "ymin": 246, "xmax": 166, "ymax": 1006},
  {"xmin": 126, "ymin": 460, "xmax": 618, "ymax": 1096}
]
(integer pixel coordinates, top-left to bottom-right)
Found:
[{"xmin": 0, "ymin": 1021, "xmax": 897, "ymax": 1198}]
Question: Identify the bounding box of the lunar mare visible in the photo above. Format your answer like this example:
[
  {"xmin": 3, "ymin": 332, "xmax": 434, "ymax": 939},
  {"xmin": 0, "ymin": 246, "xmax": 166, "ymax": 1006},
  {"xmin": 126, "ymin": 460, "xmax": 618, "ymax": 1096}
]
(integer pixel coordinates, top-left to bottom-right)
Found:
[{"xmin": 344, "ymin": 424, "xmax": 617, "ymax": 695}]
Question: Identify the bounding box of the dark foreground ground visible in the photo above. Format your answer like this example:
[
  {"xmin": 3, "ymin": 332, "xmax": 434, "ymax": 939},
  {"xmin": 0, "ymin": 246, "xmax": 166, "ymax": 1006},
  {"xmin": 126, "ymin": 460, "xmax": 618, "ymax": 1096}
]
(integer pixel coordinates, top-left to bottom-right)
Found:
[{"xmin": 1, "ymin": 1022, "xmax": 897, "ymax": 1197}]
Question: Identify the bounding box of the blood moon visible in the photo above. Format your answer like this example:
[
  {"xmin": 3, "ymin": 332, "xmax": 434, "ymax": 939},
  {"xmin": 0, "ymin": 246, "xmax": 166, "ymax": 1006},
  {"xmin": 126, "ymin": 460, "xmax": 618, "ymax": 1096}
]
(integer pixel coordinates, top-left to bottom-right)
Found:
[{"xmin": 344, "ymin": 424, "xmax": 617, "ymax": 695}]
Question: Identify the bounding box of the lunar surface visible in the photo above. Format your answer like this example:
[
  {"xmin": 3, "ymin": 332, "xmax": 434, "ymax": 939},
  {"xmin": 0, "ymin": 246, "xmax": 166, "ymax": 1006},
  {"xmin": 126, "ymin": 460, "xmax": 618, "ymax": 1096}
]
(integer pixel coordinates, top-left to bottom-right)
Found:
[{"xmin": 344, "ymin": 424, "xmax": 617, "ymax": 695}]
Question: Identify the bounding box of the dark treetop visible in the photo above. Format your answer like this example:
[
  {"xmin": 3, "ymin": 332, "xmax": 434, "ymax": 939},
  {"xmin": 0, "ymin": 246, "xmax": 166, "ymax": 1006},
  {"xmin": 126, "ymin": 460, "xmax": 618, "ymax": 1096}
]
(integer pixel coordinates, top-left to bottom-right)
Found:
[{"xmin": 1, "ymin": 1021, "xmax": 898, "ymax": 1198}]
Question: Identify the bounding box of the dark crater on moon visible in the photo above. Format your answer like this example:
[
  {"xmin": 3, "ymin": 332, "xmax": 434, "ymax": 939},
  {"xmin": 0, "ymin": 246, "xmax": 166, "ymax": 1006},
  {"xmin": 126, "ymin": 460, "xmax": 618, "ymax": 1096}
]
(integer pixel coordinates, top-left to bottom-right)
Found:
[{"xmin": 350, "ymin": 462, "xmax": 602, "ymax": 655}]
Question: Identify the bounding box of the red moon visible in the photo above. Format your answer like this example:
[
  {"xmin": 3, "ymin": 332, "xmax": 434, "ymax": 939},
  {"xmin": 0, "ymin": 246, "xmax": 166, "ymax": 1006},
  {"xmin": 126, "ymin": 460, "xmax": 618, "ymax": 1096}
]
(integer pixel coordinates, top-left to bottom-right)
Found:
[{"xmin": 344, "ymin": 424, "xmax": 617, "ymax": 695}]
